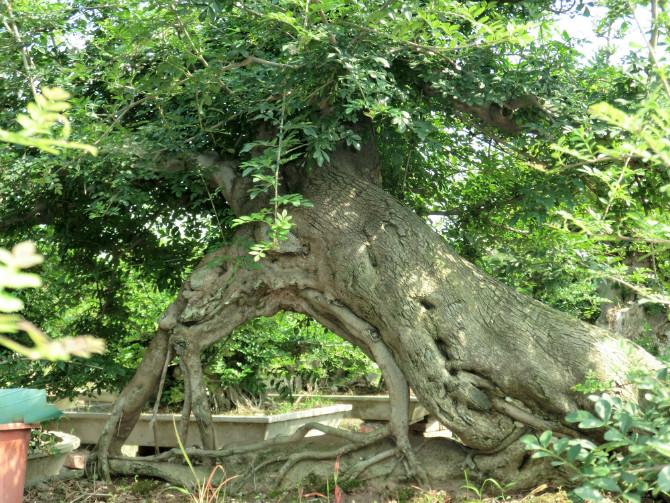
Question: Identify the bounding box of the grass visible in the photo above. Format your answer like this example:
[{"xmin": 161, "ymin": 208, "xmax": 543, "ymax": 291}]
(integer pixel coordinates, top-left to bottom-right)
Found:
[
  {"xmin": 461, "ymin": 471, "xmax": 515, "ymax": 501},
  {"xmin": 171, "ymin": 417, "xmax": 239, "ymax": 503}
]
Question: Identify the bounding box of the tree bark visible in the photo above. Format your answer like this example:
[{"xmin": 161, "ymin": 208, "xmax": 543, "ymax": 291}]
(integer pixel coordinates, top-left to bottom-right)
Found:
[{"xmin": 92, "ymin": 140, "xmax": 659, "ymax": 488}]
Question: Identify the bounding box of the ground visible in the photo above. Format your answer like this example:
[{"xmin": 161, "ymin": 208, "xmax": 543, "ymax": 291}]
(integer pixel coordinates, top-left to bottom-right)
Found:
[
  {"xmin": 24, "ymin": 476, "xmax": 572, "ymax": 502},
  {"xmin": 24, "ymin": 477, "xmax": 189, "ymax": 503}
]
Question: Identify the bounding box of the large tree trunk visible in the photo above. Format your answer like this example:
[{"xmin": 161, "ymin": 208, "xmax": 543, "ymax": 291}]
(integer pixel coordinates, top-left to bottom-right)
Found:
[{"xmin": 91, "ymin": 140, "xmax": 658, "ymax": 490}]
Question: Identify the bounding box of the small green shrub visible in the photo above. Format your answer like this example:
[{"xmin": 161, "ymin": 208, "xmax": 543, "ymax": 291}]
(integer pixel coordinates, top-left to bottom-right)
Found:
[
  {"xmin": 571, "ymin": 370, "xmax": 614, "ymax": 395},
  {"xmin": 522, "ymin": 368, "xmax": 670, "ymax": 502},
  {"xmin": 191, "ymin": 311, "xmax": 380, "ymax": 411},
  {"xmin": 28, "ymin": 429, "xmax": 59, "ymax": 455}
]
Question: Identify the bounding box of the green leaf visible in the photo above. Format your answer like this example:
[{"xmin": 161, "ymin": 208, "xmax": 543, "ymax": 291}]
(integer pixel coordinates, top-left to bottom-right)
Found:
[
  {"xmin": 373, "ymin": 56, "xmax": 390, "ymax": 68},
  {"xmin": 553, "ymin": 437, "xmax": 569, "ymax": 454},
  {"xmin": 649, "ymin": 442, "xmax": 670, "ymax": 458},
  {"xmin": 595, "ymin": 399, "xmax": 612, "ymax": 421},
  {"xmin": 1, "ymin": 271, "xmax": 42, "ymax": 289},
  {"xmin": 573, "ymin": 485, "xmax": 604, "ymax": 502},
  {"xmin": 0, "ymin": 314, "xmax": 20, "ymax": 332},
  {"xmin": 621, "ymin": 492, "xmax": 641, "ymax": 503},
  {"xmin": 658, "ymin": 465, "xmax": 670, "ymax": 492},
  {"xmin": 604, "ymin": 429, "xmax": 625, "ymax": 442},
  {"xmin": 579, "ymin": 417, "xmax": 606, "ymax": 429},
  {"xmin": 42, "ymin": 87, "xmax": 71, "ymax": 101},
  {"xmin": 593, "ymin": 477, "xmax": 621, "ymax": 493},
  {"xmin": 566, "ymin": 410, "xmax": 594, "ymax": 423},
  {"xmin": 539, "ymin": 430, "xmax": 552, "ymax": 447},
  {"xmin": 520, "ymin": 434, "xmax": 540, "ymax": 450},
  {"xmin": 566, "ymin": 444, "xmax": 582, "ymax": 462},
  {"xmin": 0, "ymin": 293, "xmax": 23, "ymax": 313}
]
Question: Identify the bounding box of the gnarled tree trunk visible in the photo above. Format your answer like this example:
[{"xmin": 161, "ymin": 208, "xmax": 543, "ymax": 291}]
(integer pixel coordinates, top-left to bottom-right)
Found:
[{"xmin": 90, "ymin": 140, "xmax": 658, "ymax": 492}]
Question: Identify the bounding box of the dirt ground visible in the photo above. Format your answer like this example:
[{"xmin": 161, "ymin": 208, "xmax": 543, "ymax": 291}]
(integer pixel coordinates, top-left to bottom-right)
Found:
[{"xmin": 24, "ymin": 475, "xmax": 571, "ymax": 503}]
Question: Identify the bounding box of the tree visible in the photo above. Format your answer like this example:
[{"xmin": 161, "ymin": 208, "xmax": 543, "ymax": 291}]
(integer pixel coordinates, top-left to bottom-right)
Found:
[{"xmin": 1, "ymin": 0, "xmax": 667, "ymax": 492}]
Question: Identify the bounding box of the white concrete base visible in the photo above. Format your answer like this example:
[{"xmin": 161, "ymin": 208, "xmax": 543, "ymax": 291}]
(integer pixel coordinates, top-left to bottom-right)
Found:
[
  {"xmin": 25, "ymin": 431, "xmax": 80, "ymax": 487},
  {"xmin": 47, "ymin": 404, "xmax": 352, "ymax": 449},
  {"xmin": 269, "ymin": 394, "xmax": 429, "ymax": 423}
]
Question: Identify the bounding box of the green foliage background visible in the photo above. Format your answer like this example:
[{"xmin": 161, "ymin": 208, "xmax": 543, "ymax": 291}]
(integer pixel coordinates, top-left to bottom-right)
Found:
[{"xmin": 0, "ymin": 0, "xmax": 668, "ymax": 401}]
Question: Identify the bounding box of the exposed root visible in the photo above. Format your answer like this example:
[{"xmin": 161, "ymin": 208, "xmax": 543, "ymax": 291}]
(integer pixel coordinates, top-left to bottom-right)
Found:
[
  {"xmin": 136, "ymin": 422, "xmax": 388, "ymax": 463},
  {"xmin": 298, "ymin": 288, "xmax": 430, "ymax": 486},
  {"xmin": 173, "ymin": 337, "xmax": 216, "ymax": 450},
  {"xmin": 491, "ymin": 398, "xmax": 581, "ymax": 438},
  {"xmin": 394, "ymin": 437, "xmax": 429, "ymax": 485},
  {"xmin": 177, "ymin": 357, "xmax": 192, "ymax": 449},
  {"xmin": 264, "ymin": 442, "xmax": 361, "ymax": 483},
  {"xmin": 107, "ymin": 457, "xmax": 205, "ymax": 489},
  {"xmin": 85, "ymin": 448, "xmax": 108, "ymax": 482},
  {"xmin": 209, "ymin": 422, "xmax": 395, "ymax": 489},
  {"xmin": 105, "ymin": 421, "xmax": 397, "ymax": 492},
  {"xmin": 343, "ymin": 447, "xmax": 399, "ymax": 481},
  {"xmin": 103, "ymin": 427, "xmax": 559, "ymax": 495},
  {"xmin": 474, "ymin": 426, "xmax": 528, "ymax": 455},
  {"xmin": 369, "ymin": 336, "xmax": 429, "ymax": 486},
  {"xmin": 88, "ymin": 331, "xmax": 172, "ymax": 480},
  {"xmin": 150, "ymin": 345, "xmax": 172, "ymax": 455}
]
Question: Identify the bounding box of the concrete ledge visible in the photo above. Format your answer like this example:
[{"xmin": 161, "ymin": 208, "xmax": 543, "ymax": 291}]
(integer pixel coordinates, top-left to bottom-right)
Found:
[
  {"xmin": 269, "ymin": 394, "xmax": 429, "ymax": 423},
  {"xmin": 48, "ymin": 405, "xmax": 352, "ymax": 448}
]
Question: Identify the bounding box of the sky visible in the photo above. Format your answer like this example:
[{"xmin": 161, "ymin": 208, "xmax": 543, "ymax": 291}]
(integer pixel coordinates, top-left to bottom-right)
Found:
[{"xmin": 555, "ymin": 4, "xmax": 653, "ymax": 62}]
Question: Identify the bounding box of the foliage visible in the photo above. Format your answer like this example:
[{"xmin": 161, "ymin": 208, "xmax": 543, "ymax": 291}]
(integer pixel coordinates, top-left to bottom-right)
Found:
[
  {"xmin": 521, "ymin": 3, "xmax": 670, "ymax": 498},
  {"xmin": 28, "ymin": 429, "xmax": 59, "ymax": 455},
  {"xmin": 0, "ymin": 87, "xmax": 97, "ymax": 155},
  {"xmin": 261, "ymin": 395, "xmax": 335, "ymax": 415},
  {"xmin": 230, "ymin": 99, "xmax": 314, "ymax": 261},
  {"xmin": 0, "ymin": 0, "xmax": 668, "ymax": 402},
  {"xmin": 192, "ymin": 312, "xmax": 379, "ymax": 410},
  {"xmin": 0, "ymin": 87, "xmax": 103, "ymax": 361},
  {"xmin": 462, "ymin": 471, "xmax": 514, "ymax": 502},
  {"xmin": 0, "ymin": 242, "xmax": 105, "ymax": 360},
  {"xmin": 572, "ymin": 370, "xmax": 615, "ymax": 395},
  {"xmin": 0, "ymin": 265, "xmax": 171, "ymax": 397},
  {"xmin": 545, "ymin": 92, "xmax": 670, "ymax": 309},
  {"xmin": 522, "ymin": 367, "xmax": 670, "ymax": 502}
]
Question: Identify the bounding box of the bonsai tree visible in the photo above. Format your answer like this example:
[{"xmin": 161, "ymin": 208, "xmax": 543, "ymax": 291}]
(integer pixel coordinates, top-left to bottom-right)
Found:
[{"xmin": 0, "ymin": 0, "xmax": 667, "ymax": 493}]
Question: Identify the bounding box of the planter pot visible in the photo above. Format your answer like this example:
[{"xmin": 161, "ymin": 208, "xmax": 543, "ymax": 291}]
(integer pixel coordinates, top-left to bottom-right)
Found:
[
  {"xmin": 48, "ymin": 404, "xmax": 352, "ymax": 448},
  {"xmin": 24, "ymin": 431, "xmax": 80, "ymax": 488},
  {"xmin": 269, "ymin": 394, "xmax": 429, "ymax": 423},
  {"xmin": 53, "ymin": 391, "xmax": 118, "ymax": 411},
  {"xmin": 0, "ymin": 422, "xmax": 34, "ymax": 503}
]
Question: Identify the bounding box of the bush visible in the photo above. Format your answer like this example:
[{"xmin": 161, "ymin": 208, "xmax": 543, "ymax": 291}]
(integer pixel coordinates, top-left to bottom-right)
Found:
[
  {"xmin": 165, "ymin": 311, "xmax": 381, "ymax": 411},
  {"xmin": 522, "ymin": 368, "xmax": 670, "ymax": 502}
]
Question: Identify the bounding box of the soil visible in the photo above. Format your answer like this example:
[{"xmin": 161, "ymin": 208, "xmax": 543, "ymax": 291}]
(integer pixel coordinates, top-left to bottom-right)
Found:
[
  {"xmin": 23, "ymin": 475, "xmax": 571, "ymax": 502},
  {"xmin": 24, "ymin": 477, "xmax": 190, "ymax": 503}
]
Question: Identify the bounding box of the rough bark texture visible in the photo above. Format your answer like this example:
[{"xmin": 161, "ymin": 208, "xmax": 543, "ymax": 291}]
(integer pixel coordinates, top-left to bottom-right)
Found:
[{"xmin": 91, "ymin": 140, "xmax": 659, "ymax": 490}]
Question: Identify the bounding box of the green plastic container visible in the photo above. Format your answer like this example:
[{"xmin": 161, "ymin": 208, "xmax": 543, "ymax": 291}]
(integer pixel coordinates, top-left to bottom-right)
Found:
[{"xmin": 0, "ymin": 389, "xmax": 62, "ymax": 424}]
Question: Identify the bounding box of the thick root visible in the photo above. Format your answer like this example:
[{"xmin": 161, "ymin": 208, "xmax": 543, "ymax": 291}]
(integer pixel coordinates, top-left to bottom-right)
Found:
[
  {"xmin": 88, "ymin": 331, "xmax": 172, "ymax": 480},
  {"xmin": 103, "ymin": 433, "xmax": 562, "ymax": 497}
]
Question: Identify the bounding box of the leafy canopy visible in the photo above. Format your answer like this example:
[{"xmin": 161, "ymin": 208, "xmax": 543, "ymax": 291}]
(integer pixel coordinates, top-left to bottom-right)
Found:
[{"xmin": 0, "ymin": 0, "xmax": 668, "ymax": 390}]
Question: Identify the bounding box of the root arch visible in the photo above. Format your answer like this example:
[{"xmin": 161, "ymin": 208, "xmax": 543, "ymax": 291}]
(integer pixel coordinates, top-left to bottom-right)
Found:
[
  {"xmin": 89, "ymin": 147, "xmax": 658, "ymax": 492},
  {"xmin": 92, "ymin": 235, "xmax": 426, "ymax": 485}
]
